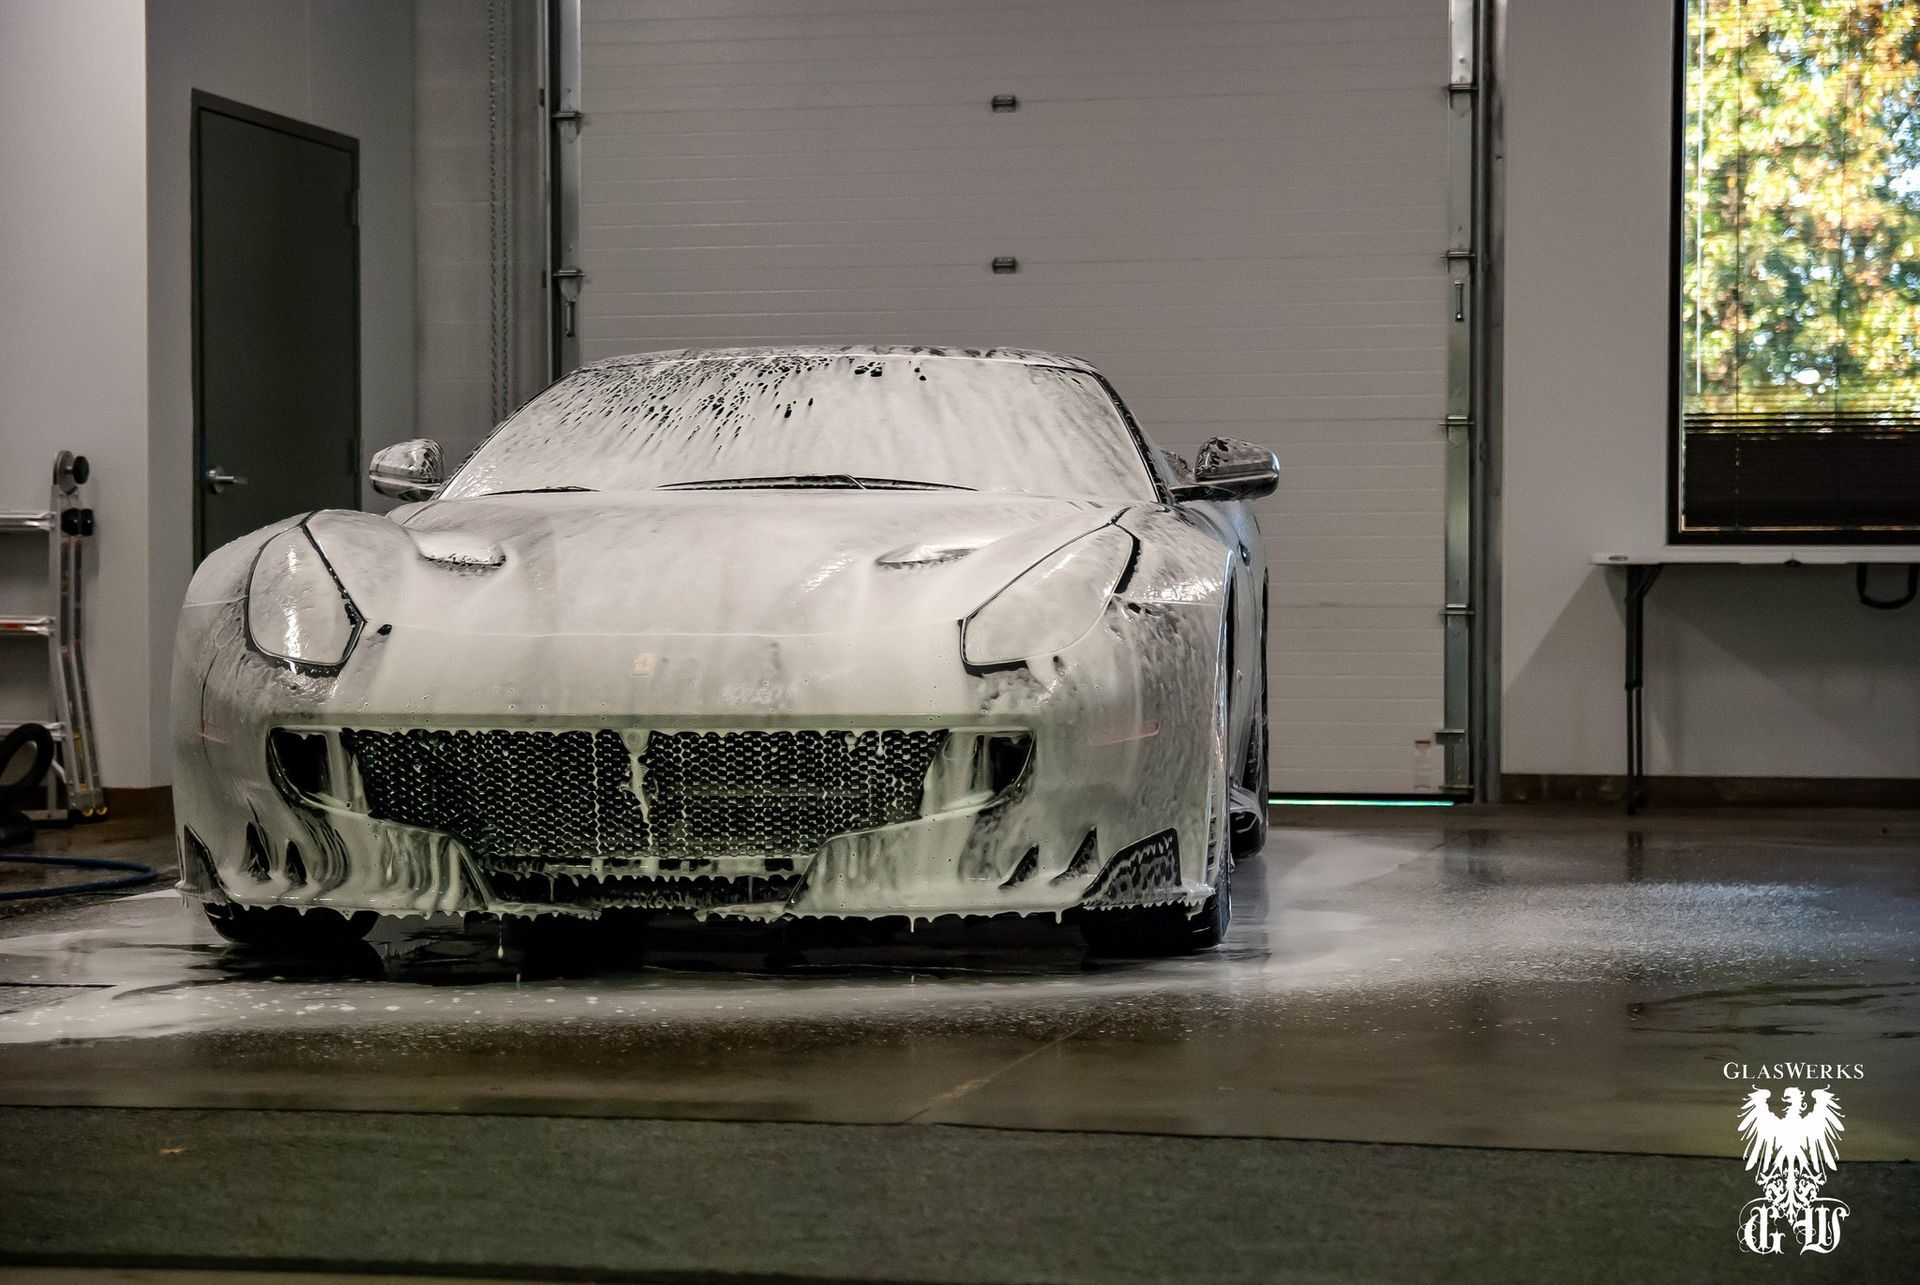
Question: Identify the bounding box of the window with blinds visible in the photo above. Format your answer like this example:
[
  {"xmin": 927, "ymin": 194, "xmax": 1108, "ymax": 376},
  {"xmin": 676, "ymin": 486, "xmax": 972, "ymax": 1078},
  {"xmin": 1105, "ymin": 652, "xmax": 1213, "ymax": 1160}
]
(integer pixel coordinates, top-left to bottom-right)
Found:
[{"xmin": 1677, "ymin": 0, "xmax": 1920, "ymax": 539}]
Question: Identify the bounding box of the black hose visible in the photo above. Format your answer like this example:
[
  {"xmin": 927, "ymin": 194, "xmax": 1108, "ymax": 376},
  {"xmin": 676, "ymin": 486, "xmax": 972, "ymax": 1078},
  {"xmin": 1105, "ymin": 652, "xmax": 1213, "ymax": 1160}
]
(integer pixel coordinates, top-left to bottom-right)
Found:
[{"xmin": 0, "ymin": 853, "xmax": 159, "ymax": 902}]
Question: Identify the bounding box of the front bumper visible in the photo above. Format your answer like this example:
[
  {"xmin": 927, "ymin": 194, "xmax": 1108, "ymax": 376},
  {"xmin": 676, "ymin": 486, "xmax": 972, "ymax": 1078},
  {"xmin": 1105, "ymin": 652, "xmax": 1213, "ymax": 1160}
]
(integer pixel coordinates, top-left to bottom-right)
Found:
[{"xmin": 173, "ymin": 595, "xmax": 1223, "ymax": 922}]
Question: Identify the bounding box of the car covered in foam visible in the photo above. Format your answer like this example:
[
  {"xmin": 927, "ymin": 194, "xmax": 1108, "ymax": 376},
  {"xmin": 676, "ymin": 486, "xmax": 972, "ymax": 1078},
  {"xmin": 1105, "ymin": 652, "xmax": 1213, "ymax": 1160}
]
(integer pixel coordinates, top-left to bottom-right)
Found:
[{"xmin": 172, "ymin": 346, "xmax": 1274, "ymax": 953}]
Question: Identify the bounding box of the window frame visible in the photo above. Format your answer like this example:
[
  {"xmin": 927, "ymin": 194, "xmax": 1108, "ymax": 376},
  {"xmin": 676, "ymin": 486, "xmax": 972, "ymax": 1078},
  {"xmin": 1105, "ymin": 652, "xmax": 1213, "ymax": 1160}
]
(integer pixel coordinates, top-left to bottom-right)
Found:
[{"xmin": 1666, "ymin": 0, "xmax": 1920, "ymax": 546}]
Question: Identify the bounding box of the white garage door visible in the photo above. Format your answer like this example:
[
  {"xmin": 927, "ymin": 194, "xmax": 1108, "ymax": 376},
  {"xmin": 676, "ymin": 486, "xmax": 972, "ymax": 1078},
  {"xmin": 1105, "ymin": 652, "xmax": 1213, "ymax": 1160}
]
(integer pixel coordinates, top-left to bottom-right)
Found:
[{"xmin": 573, "ymin": 0, "xmax": 1451, "ymax": 795}]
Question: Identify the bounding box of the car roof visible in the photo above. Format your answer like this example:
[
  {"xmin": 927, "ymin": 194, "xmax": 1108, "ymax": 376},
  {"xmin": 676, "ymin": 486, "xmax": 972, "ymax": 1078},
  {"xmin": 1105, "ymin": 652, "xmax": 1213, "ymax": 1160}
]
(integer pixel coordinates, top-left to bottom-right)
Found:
[{"xmin": 579, "ymin": 345, "xmax": 1099, "ymax": 374}]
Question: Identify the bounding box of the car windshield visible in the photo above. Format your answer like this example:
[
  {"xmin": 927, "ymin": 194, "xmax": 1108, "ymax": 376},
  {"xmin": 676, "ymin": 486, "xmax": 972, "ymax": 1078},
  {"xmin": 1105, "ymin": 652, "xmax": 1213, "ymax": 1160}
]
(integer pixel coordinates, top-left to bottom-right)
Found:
[{"xmin": 441, "ymin": 353, "xmax": 1159, "ymax": 502}]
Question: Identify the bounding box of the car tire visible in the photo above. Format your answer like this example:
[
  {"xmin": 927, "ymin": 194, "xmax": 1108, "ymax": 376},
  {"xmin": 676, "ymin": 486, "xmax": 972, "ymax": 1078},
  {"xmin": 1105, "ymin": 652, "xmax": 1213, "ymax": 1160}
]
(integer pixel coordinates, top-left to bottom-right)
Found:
[
  {"xmin": 203, "ymin": 902, "xmax": 377, "ymax": 951},
  {"xmin": 1236, "ymin": 578, "xmax": 1270, "ymax": 858}
]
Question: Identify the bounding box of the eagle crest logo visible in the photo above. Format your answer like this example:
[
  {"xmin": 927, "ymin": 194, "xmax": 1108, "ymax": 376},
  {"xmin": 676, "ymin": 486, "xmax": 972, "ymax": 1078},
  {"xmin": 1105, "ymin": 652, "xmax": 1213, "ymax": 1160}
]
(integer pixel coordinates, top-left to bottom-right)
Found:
[{"xmin": 1735, "ymin": 1086, "xmax": 1848, "ymax": 1254}]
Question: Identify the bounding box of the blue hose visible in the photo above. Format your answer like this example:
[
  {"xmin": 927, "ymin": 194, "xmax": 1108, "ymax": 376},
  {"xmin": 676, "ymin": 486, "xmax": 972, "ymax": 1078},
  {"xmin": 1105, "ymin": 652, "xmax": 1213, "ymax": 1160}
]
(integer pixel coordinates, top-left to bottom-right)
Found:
[{"xmin": 0, "ymin": 853, "xmax": 159, "ymax": 902}]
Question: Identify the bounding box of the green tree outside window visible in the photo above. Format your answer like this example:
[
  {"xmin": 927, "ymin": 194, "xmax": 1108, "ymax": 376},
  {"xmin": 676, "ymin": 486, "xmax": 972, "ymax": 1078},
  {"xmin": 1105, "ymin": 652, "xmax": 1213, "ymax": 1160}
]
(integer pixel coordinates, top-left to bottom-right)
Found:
[
  {"xmin": 1684, "ymin": 0, "xmax": 1920, "ymax": 415},
  {"xmin": 1680, "ymin": 0, "xmax": 1920, "ymax": 537}
]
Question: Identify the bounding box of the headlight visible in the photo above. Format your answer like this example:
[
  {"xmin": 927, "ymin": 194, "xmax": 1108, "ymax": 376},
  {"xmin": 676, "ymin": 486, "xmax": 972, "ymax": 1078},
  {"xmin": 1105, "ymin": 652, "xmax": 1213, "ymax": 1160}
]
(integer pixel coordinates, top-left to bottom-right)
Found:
[
  {"xmin": 245, "ymin": 524, "xmax": 362, "ymax": 669},
  {"xmin": 962, "ymin": 525, "xmax": 1134, "ymax": 669}
]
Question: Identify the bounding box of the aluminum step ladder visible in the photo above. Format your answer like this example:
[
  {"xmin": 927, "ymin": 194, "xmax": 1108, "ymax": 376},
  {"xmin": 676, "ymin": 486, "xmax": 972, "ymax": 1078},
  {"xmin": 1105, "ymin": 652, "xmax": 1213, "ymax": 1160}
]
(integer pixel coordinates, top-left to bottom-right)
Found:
[{"xmin": 0, "ymin": 451, "xmax": 106, "ymax": 822}]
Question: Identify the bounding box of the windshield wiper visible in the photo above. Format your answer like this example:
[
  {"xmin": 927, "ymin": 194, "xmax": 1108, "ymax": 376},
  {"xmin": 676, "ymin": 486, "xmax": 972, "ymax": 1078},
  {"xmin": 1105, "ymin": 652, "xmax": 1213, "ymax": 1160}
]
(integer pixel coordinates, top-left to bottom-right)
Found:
[
  {"xmin": 480, "ymin": 486, "xmax": 600, "ymax": 496},
  {"xmin": 657, "ymin": 474, "xmax": 974, "ymax": 492}
]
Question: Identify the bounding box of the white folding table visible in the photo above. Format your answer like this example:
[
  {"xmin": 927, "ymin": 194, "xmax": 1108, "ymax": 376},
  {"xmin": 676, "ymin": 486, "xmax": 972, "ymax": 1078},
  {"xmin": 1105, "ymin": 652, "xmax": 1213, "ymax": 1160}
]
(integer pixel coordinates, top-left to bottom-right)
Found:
[{"xmin": 1591, "ymin": 547, "xmax": 1920, "ymax": 812}]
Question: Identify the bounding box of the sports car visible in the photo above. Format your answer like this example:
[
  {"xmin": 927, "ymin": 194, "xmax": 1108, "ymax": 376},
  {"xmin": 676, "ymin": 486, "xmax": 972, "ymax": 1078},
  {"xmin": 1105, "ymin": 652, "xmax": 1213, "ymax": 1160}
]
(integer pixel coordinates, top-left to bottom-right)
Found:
[{"xmin": 172, "ymin": 347, "xmax": 1276, "ymax": 953}]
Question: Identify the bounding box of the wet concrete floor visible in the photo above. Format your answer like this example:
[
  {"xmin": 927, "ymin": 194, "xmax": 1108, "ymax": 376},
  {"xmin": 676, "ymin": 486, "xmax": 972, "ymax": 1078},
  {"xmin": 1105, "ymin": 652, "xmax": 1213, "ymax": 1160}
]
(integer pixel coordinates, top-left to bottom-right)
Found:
[{"xmin": 1, "ymin": 807, "xmax": 1915, "ymax": 1160}]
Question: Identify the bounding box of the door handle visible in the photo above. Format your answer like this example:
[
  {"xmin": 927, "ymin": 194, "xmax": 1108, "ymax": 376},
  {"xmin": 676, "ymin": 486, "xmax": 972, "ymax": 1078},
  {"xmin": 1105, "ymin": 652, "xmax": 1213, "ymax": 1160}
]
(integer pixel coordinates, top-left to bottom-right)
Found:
[{"xmin": 203, "ymin": 468, "xmax": 249, "ymax": 493}]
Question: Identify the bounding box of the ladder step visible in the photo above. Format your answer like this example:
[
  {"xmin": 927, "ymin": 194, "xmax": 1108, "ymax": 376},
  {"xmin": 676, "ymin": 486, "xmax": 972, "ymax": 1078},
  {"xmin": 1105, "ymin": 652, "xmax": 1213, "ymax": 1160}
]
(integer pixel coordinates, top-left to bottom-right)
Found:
[
  {"xmin": 0, "ymin": 720, "xmax": 68, "ymax": 736},
  {"xmin": 6, "ymin": 454, "xmax": 102, "ymax": 819}
]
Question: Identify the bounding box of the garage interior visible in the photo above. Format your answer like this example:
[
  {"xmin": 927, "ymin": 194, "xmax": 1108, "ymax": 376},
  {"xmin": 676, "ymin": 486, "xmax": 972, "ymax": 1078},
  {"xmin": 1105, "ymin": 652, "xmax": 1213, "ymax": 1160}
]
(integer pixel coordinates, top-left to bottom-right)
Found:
[{"xmin": 1, "ymin": 0, "xmax": 1916, "ymax": 1281}]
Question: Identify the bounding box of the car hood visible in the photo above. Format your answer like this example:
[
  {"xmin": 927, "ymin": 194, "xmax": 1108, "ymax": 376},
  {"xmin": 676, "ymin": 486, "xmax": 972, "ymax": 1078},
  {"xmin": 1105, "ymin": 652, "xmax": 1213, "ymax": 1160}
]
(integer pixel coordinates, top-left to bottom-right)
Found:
[{"xmin": 307, "ymin": 490, "xmax": 1123, "ymax": 638}]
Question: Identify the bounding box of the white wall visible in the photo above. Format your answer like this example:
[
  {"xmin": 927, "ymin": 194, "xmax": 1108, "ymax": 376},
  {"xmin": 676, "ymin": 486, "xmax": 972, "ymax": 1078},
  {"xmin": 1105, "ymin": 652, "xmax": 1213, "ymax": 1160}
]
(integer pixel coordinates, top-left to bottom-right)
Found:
[
  {"xmin": 146, "ymin": 0, "xmax": 416, "ymax": 784},
  {"xmin": 0, "ymin": 1, "xmax": 152, "ymax": 785},
  {"xmin": 1502, "ymin": 0, "xmax": 1920, "ymax": 782}
]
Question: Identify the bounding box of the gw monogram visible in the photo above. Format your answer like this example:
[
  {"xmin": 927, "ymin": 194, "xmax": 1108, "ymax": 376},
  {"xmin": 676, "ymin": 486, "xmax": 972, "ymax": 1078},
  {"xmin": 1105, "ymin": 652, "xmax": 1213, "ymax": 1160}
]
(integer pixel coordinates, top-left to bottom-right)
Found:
[{"xmin": 1734, "ymin": 1085, "xmax": 1849, "ymax": 1255}]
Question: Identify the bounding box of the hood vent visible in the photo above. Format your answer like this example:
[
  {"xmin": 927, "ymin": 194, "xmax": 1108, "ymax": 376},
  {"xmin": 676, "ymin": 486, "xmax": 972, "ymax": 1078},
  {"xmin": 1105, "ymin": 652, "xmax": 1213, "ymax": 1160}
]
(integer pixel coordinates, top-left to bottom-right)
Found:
[
  {"xmin": 875, "ymin": 539, "xmax": 988, "ymax": 568},
  {"xmin": 411, "ymin": 531, "xmax": 505, "ymax": 568}
]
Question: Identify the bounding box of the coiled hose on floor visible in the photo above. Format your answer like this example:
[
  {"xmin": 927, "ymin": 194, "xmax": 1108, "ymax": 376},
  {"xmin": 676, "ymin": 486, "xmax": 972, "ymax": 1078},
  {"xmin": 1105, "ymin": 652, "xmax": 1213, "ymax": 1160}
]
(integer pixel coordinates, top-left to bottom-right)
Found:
[
  {"xmin": 0, "ymin": 724, "xmax": 158, "ymax": 901},
  {"xmin": 0, "ymin": 853, "xmax": 159, "ymax": 902}
]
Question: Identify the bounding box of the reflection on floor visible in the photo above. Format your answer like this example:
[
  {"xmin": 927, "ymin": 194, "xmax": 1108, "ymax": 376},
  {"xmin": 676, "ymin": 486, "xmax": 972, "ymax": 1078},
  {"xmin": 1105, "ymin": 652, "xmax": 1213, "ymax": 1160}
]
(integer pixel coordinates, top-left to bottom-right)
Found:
[
  {"xmin": 4, "ymin": 808, "xmax": 1916, "ymax": 1156},
  {"xmin": 1, "ymin": 804, "xmax": 1916, "ymax": 1280}
]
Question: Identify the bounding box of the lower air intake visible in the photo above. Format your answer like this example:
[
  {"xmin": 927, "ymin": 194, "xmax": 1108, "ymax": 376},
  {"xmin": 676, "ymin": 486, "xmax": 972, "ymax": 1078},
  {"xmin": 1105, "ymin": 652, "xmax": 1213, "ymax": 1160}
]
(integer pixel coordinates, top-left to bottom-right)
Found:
[{"xmin": 486, "ymin": 868, "xmax": 801, "ymax": 913}]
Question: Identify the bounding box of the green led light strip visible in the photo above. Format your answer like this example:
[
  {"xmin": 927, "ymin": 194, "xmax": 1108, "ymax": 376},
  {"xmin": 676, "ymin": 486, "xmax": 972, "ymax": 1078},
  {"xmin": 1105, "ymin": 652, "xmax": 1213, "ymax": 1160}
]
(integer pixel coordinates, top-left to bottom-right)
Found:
[{"xmin": 1268, "ymin": 797, "xmax": 1456, "ymax": 808}]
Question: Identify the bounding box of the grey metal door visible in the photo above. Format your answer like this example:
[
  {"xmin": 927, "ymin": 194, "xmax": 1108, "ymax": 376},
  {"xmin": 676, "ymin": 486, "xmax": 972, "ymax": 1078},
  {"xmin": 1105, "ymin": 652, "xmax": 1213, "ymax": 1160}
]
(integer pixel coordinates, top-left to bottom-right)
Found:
[{"xmin": 192, "ymin": 93, "xmax": 360, "ymax": 560}]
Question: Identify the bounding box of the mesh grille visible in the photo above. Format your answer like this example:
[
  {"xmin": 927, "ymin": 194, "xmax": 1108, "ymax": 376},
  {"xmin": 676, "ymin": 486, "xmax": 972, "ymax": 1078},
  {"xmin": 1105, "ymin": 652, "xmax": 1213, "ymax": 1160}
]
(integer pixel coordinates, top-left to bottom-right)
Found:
[{"xmin": 339, "ymin": 727, "xmax": 946, "ymax": 867}]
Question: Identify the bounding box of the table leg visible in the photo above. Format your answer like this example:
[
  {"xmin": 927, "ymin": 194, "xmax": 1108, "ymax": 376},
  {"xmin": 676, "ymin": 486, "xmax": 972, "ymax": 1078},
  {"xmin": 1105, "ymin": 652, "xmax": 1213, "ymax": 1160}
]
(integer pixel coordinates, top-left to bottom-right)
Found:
[{"xmin": 1623, "ymin": 564, "xmax": 1662, "ymax": 814}]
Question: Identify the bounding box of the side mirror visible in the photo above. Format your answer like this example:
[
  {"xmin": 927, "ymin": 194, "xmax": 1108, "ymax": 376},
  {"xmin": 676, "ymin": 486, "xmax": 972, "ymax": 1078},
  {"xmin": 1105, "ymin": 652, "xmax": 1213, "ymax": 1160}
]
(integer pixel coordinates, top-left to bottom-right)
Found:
[
  {"xmin": 368, "ymin": 439, "xmax": 444, "ymax": 501},
  {"xmin": 1170, "ymin": 437, "xmax": 1279, "ymax": 502}
]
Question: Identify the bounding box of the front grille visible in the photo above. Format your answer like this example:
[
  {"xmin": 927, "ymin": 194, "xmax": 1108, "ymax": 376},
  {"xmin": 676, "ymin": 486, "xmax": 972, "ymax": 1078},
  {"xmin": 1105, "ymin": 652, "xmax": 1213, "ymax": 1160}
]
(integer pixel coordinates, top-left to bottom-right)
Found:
[{"xmin": 338, "ymin": 726, "xmax": 946, "ymax": 867}]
